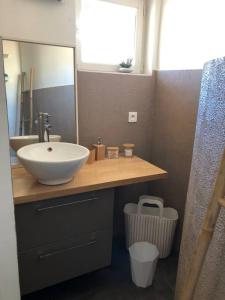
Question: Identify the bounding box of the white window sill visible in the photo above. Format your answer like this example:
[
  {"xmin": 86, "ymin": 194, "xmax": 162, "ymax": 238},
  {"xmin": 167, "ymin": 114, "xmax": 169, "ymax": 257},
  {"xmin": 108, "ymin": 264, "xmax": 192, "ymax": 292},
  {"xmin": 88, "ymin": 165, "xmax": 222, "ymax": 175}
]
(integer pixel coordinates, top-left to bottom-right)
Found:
[{"xmin": 77, "ymin": 69, "xmax": 152, "ymax": 77}]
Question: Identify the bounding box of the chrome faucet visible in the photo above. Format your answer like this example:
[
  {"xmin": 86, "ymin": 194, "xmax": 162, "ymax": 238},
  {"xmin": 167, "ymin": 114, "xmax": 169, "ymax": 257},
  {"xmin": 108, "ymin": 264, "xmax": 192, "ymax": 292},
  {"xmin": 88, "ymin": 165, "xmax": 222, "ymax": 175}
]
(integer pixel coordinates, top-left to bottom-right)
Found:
[{"xmin": 38, "ymin": 112, "xmax": 52, "ymax": 142}]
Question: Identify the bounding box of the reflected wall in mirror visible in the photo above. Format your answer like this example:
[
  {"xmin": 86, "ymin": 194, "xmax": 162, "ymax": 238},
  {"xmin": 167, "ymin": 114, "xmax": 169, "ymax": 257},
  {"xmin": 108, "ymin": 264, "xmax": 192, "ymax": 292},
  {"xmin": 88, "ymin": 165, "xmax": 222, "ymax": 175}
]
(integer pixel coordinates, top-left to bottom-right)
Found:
[{"xmin": 2, "ymin": 40, "xmax": 77, "ymax": 164}]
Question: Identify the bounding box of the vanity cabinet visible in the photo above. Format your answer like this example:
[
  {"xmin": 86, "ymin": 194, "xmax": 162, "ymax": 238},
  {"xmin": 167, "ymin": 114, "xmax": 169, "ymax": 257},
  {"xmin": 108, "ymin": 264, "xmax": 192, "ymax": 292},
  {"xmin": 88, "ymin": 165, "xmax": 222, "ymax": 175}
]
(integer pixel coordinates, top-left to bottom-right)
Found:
[{"xmin": 15, "ymin": 189, "xmax": 114, "ymax": 295}]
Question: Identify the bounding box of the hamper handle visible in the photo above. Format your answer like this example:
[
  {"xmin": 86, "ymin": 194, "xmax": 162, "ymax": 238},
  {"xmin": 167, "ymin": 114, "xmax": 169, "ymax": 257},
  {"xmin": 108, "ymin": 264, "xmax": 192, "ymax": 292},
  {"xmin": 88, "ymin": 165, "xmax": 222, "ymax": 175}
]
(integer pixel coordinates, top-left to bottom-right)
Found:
[{"xmin": 137, "ymin": 196, "xmax": 164, "ymax": 218}]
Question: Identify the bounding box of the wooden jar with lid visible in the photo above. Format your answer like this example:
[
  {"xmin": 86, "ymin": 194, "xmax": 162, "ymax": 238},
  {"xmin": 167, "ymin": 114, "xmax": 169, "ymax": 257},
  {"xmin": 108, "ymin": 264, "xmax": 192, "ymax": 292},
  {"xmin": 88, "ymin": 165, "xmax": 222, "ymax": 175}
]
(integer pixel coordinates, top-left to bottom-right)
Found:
[{"xmin": 107, "ymin": 146, "xmax": 119, "ymax": 159}]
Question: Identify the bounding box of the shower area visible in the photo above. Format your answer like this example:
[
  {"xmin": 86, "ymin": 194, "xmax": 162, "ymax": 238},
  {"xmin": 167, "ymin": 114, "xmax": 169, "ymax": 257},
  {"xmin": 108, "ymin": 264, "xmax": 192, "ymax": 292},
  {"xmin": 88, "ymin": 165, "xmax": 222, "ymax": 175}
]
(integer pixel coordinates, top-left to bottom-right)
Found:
[
  {"xmin": 3, "ymin": 40, "xmax": 44, "ymax": 137},
  {"xmin": 175, "ymin": 58, "xmax": 225, "ymax": 300}
]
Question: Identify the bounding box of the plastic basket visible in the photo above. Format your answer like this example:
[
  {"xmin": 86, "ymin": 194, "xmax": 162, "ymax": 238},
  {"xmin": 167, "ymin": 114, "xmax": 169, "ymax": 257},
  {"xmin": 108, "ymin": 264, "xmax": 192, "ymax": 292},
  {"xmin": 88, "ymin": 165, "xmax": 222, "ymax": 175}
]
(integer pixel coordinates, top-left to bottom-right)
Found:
[{"xmin": 124, "ymin": 195, "xmax": 178, "ymax": 258}]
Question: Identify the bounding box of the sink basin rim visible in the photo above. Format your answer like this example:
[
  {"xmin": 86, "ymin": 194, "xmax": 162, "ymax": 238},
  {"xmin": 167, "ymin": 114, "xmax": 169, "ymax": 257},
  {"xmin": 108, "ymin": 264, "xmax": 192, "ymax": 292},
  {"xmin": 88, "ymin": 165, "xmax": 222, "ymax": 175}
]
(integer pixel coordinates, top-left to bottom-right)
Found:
[
  {"xmin": 17, "ymin": 142, "xmax": 90, "ymax": 164},
  {"xmin": 10, "ymin": 135, "xmax": 61, "ymax": 141},
  {"xmin": 10, "ymin": 135, "xmax": 62, "ymax": 152}
]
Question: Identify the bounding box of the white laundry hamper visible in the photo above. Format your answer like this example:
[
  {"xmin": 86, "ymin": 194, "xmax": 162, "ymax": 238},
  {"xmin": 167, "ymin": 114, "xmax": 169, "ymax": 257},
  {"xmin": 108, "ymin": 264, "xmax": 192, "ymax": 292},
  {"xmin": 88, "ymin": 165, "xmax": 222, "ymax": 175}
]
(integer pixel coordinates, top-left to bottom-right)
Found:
[{"xmin": 124, "ymin": 195, "xmax": 178, "ymax": 258}]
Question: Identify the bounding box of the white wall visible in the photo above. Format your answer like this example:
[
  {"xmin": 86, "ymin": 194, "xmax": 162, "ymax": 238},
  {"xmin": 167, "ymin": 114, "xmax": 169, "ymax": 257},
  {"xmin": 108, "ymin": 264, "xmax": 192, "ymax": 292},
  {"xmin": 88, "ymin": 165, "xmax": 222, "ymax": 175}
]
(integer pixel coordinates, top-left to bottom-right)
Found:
[
  {"xmin": 0, "ymin": 41, "xmax": 21, "ymax": 300},
  {"xmin": 143, "ymin": 0, "xmax": 162, "ymax": 74},
  {"xmin": 0, "ymin": 1, "xmax": 76, "ymax": 299},
  {"xmin": 20, "ymin": 43, "xmax": 74, "ymax": 90},
  {"xmin": 3, "ymin": 41, "xmax": 21, "ymax": 136},
  {"xmin": 0, "ymin": 0, "xmax": 76, "ymax": 46},
  {"xmin": 158, "ymin": 0, "xmax": 225, "ymax": 70}
]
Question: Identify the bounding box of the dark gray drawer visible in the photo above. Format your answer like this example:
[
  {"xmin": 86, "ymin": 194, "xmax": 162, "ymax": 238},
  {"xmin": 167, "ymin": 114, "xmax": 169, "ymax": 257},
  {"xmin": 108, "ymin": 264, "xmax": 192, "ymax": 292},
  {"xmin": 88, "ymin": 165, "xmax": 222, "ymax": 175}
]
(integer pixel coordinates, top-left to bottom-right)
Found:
[
  {"xmin": 18, "ymin": 231, "xmax": 112, "ymax": 295},
  {"xmin": 15, "ymin": 189, "xmax": 114, "ymax": 251}
]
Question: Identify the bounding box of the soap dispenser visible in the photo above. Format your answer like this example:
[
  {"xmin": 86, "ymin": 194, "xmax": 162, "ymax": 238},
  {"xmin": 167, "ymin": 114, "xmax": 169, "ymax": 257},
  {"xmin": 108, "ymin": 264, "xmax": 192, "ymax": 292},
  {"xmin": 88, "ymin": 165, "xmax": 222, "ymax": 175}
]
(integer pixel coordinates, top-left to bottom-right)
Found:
[{"xmin": 93, "ymin": 137, "xmax": 105, "ymax": 160}]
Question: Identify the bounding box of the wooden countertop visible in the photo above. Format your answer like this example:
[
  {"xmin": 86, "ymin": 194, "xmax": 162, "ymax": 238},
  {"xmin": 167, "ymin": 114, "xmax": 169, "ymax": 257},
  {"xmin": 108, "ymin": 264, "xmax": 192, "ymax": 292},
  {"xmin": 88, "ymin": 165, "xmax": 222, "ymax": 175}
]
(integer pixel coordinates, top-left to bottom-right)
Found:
[{"xmin": 12, "ymin": 156, "xmax": 167, "ymax": 205}]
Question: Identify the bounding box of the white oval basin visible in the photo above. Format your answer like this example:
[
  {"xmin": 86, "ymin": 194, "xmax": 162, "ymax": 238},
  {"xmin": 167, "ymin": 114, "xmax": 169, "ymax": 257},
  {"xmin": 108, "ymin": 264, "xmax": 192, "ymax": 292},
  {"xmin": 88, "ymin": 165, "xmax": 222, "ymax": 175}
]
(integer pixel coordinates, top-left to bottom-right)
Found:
[
  {"xmin": 17, "ymin": 142, "xmax": 89, "ymax": 185},
  {"xmin": 10, "ymin": 135, "xmax": 61, "ymax": 152}
]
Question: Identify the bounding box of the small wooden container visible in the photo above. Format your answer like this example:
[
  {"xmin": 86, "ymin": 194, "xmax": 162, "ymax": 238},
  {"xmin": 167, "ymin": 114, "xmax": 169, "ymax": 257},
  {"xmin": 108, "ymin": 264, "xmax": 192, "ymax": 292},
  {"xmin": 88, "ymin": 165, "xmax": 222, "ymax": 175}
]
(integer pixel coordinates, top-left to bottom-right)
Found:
[
  {"xmin": 93, "ymin": 137, "xmax": 106, "ymax": 161},
  {"xmin": 107, "ymin": 146, "xmax": 119, "ymax": 159},
  {"xmin": 123, "ymin": 143, "xmax": 135, "ymax": 157},
  {"xmin": 87, "ymin": 146, "xmax": 96, "ymax": 164}
]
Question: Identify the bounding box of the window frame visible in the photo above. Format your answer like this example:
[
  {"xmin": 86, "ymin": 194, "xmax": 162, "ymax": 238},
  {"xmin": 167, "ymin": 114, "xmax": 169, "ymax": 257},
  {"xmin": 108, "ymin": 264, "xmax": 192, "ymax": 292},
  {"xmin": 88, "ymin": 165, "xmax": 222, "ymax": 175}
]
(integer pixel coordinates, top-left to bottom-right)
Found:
[{"xmin": 76, "ymin": 0, "xmax": 145, "ymax": 73}]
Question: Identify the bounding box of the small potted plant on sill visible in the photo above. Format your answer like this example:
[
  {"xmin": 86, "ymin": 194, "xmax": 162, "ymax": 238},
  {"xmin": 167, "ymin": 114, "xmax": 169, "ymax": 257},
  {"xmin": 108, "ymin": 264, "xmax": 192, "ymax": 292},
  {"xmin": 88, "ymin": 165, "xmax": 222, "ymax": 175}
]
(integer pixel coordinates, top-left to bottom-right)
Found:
[{"xmin": 119, "ymin": 58, "xmax": 133, "ymax": 73}]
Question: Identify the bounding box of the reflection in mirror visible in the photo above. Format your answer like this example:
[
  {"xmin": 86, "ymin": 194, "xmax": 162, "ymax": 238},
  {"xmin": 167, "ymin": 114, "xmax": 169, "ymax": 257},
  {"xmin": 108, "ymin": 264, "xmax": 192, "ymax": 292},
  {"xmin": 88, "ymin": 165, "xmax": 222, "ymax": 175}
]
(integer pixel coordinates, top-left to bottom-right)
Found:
[{"xmin": 2, "ymin": 40, "xmax": 77, "ymax": 164}]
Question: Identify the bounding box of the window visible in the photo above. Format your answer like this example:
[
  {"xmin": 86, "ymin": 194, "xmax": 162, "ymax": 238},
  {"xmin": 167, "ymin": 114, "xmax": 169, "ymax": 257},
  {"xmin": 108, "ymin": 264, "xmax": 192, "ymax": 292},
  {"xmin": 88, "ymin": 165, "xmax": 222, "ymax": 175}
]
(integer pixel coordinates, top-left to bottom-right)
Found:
[
  {"xmin": 76, "ymin": 0, "xmax": 144, "ymax": 73},
  {"xmin": 158, "ymin": 0, "xmax": 225, "ymax": 70}
]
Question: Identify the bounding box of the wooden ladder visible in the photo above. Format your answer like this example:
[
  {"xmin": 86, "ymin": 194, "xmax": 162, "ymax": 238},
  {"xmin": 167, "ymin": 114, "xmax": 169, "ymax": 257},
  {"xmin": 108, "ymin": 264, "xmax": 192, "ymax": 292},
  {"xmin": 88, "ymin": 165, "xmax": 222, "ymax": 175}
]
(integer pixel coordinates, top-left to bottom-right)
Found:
[{"xmin": 180, "ymin": 148, "xmax": 225, "ymax": 300}]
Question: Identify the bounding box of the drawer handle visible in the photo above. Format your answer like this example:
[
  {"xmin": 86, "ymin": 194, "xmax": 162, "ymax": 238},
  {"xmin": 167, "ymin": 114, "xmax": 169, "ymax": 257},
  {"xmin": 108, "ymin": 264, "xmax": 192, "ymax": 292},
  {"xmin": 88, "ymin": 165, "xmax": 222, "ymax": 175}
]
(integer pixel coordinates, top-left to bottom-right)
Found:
[
  {"xmin": 36, "ymin": 197, "xmax": 99, "ymax": 212},
  {"xmin": 39, "ymin": 240, "xmax": 97, "ymax": 260}
]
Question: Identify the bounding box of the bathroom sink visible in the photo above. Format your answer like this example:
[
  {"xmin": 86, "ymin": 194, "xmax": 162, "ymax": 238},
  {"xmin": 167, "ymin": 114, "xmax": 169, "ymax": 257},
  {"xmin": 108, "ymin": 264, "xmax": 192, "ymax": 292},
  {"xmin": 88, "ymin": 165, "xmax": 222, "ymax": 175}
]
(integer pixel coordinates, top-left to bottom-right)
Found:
[
  {"xmin": 10, "ymin": 135, "xmax": 61, "ymax": 152},
  {"xmin": 17, "ymin": 142, "xmax": 89, "ymax": 185}
]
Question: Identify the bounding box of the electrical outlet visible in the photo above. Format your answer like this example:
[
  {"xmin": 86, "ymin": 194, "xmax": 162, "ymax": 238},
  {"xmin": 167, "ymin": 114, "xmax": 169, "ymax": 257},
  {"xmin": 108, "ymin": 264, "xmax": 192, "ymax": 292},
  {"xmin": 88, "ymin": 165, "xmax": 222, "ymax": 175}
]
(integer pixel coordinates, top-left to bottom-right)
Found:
[{"xmin": 128, "ymin": 112, "xmax": 137, "ymax": 123}]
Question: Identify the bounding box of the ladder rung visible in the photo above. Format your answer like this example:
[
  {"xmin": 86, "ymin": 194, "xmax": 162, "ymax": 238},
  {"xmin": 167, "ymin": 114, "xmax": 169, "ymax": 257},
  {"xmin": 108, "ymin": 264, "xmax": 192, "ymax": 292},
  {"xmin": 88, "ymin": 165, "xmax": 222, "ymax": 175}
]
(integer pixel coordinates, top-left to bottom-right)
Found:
[{"xmin": 217, "ymin": 197, "xmax": 225, "ymax": 208}]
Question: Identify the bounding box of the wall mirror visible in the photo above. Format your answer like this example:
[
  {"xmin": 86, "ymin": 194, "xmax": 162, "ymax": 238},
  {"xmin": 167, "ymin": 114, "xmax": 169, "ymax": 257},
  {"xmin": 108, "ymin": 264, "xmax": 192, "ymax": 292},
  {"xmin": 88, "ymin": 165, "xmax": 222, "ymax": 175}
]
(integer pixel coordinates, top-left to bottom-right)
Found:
[{"xmin": 1, "ymin": 39, "xmax": 77, "ymax": 164}]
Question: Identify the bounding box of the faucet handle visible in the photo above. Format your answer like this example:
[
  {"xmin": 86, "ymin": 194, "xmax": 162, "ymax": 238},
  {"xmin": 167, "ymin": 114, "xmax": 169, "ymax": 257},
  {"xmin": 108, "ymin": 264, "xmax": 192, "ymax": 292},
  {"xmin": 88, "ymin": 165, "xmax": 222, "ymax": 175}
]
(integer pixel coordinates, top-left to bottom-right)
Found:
[
  {"xmin": 43, "ymin": 113, "xmax": 52, "ymax": 119},
  {"xmin": 39, "ymin": 112, "xmax": 52, "ymax": 118},
  {"xmin": 42, "ymin": 113, "xmax": 52, "ymax": 125},
  {"xmin": 45, "ymin": 123, "xmax": 52, "ymax": 129}
]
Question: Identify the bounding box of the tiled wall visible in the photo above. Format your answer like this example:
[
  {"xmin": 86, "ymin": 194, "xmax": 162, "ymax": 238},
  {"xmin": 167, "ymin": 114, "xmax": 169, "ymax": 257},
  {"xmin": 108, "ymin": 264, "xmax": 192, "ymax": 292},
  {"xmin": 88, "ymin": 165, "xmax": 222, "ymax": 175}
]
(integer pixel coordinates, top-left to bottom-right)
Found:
[
  {"xmin": 23, "ymin": 85, "xmax": 76, "ymax": 143},
  {"xmin": 78, "ymin": 71, "xmax": 155, "ymax": 161},
  {"xmin": 149, "ymin": 70, "xmax": 202, "ymax": 248},
  {"xmin": 77, "ymin": 69, "xmax": 202, "ymax": 245}
]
